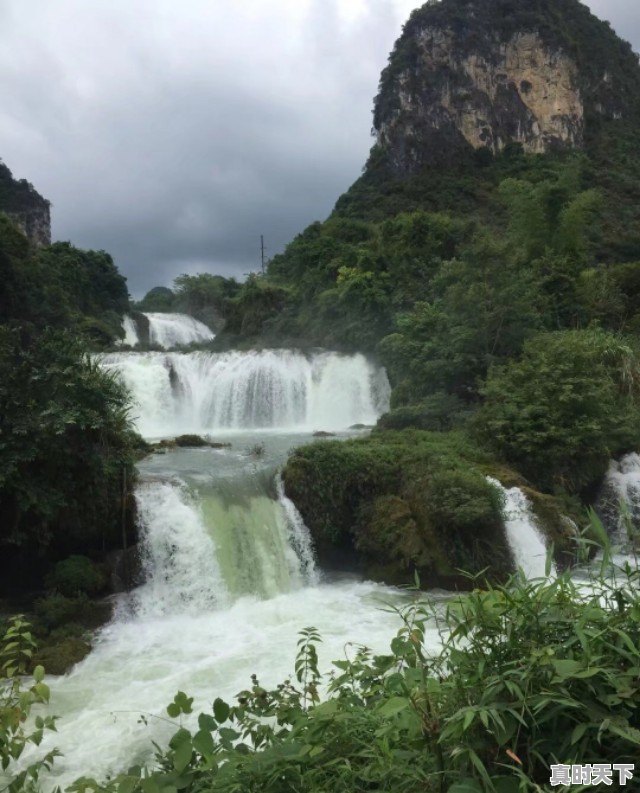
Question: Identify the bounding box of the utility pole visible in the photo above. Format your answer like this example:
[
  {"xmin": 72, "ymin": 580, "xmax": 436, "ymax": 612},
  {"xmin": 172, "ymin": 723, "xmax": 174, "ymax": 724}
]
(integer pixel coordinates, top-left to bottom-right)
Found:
[{"xmin": 260, "ymin": 235, "xmax": 266, "ymax": 274}]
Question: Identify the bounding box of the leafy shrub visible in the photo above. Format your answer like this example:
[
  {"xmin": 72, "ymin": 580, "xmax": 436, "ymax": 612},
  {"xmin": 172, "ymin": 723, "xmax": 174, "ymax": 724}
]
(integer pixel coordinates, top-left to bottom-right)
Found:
[
  {"xmin": 0, "ymin": 617, "xmax": 57, "ymax": 792},
  {"xmin": 34, "ymin": 594, "xmax": 111, "ymax": 633},
  {"xmin": 377, "ymin": 393, "xmax": 469, "ymax": 431},
  {"xmin": 46, "ymin": 555, "xmax": 107, "ymax": 598}
]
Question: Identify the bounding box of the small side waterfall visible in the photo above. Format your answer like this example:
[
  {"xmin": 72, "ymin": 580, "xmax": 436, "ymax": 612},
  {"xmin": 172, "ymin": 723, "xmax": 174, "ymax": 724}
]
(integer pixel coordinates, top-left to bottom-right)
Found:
[
  {"xmin": 277, "ymin": 476, "xmax": 319, "ymax": 586},
  {"xmin": 488, "ymin": 478, "xmax": 555, "ymax": 579}
]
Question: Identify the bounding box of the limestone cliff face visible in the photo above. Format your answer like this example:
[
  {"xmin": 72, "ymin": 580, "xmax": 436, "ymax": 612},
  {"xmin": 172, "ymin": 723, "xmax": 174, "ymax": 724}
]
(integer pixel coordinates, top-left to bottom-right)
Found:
[
  {"xmin": 374, "ymin": 0, "xmax": 640, "ymax": 174},
  {"xmin": 6, "ymin": 203, "xmax": 52, "ymax": 247},
  {"xmin": 0, "ymin": 161, "xmax": 51, "ymax": 247}
]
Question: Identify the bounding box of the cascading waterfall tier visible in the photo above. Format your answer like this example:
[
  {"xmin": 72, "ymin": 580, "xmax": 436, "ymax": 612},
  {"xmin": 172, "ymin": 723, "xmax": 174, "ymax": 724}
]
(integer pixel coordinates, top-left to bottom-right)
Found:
[
  {"xmin": 125, "ymin": 473, "xmax": 319, "ymax": 618},
  {"xmin": 118, "ymin": 312, "xmax": 215, "ymax": 350},
  {"xmin": 488, "ymin": 477, "xmax": 555, "ymax": 579},
  {"xmin": 100, "ymin": 349, "xmax": 390, "ymax": 438},
  {"xmin": 146, "ymin": 313, "xmax": 215, "ymax": 348}
]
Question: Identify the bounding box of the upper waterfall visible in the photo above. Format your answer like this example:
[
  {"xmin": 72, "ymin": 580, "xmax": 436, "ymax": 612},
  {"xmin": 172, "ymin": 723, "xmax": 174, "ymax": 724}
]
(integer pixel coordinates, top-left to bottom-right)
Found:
[
  {"xmin": 118, "ymin": 312, "xmax": 215, "ymax": 350},
  {"xmin": 100, "ymin": 349, "xmax": 391, "ymax": 438},
  {"xmin": 146, "ymin": 313, "xmax": 215, "ymax": 348}
]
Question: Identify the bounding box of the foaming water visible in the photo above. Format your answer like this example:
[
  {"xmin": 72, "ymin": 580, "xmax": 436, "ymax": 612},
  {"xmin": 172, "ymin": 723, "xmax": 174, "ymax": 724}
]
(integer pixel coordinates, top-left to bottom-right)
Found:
[
  {"xmin": 100, "ymin": 350, "xmax": 390, "ymax": 437},
  {"xmin": 488, "ymin": 478, "xmax": 555, "ymax": 579},
  {"xmin": 36, "ymin": 583, "xmax": 412, "ymax": 789}
]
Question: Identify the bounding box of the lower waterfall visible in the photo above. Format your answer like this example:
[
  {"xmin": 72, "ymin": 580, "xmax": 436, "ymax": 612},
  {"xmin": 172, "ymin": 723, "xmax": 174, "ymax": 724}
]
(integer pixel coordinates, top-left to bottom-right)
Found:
[
  {"xmin": 125, "ymin": 480, "xmax": 230, "ymax": 618},
  {"xmin": 488, "ymin": 478, "xmax": 555, "ymax": 579}
]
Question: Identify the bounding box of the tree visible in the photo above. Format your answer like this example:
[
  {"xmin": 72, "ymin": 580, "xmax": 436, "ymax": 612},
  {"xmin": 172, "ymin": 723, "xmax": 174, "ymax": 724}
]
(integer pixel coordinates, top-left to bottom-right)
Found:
[
  {"xmin": 476, "ymin": 329, "xmax": 640, "ymax": 492},
  {"xmin": 0, "ymin": 328, "xmax": 137, "ymax": 592}
]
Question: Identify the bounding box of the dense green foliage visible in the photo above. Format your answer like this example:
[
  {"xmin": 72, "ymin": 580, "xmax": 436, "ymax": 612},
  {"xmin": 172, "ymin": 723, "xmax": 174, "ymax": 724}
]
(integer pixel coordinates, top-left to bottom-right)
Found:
[
  {"xmin": 135, "ymin": 286, "xmax": 175, "ymax": 313},
  {"xmin": 0, "ymin": 328, "xmax": 138, "ymax": 593},
  {"xmin": 0, "ymin": 161, "xmax": 50, "ymax": 216},
  {"xmin": 476, "ymin": 330, "xmax": 640, "ymax": 493},
  {"xmin": 0, "ymin": 202, "xmax": 137, "ymax": 597},
  {"xmin": 0, "ymin": 216, "xmax": 129, "ymax": 346}
]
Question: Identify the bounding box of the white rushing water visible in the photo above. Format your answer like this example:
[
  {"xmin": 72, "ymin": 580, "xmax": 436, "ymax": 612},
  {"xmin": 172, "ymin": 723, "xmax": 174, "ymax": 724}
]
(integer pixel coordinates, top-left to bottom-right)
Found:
[
  {"xmin": 488, "ymin": 477, "xmax": 555, "ymax": 579},
  {"xmin": 118, "ymin": 313, "xmax": 215, "ymax": 350},
  {"xmin": 124, "ymin": 480, "xmax": 230, "ymax": 618},
  {"xmin": 100, "ymin": 349, "xmax": 390, "ymax": 436},
  {"xmin": 37, "ymin": 579, "xmax": 413, "ymax": 789}
]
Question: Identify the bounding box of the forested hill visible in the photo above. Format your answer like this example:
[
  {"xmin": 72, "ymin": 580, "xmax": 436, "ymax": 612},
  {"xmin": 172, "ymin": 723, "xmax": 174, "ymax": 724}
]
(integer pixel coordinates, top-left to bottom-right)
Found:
[{"xmin": 214, "ymin": 0, "xmax": 640, "ymax": 362}]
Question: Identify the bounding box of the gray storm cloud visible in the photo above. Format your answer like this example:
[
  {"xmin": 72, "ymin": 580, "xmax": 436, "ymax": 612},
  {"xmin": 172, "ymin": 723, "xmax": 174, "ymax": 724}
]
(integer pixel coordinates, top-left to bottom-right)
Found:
[{"xmin": 0, "ymin": 0, "xmax": 639, "ymax": 296}]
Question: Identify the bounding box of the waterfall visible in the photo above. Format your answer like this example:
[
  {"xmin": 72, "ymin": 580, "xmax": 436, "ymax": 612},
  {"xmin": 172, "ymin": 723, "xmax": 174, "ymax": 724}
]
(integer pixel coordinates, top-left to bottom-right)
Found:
[
  {"xmin": 126, "ymin": 480, "xmax": 230, "ymax": 618},
  {"xmin": 100, "ymin": 349, "xmax": 390, "ymax": 438},
  {"xmin": 125, "ymin": 471, "xmax": 320, "ymax": 617},
  {"xmin": 146, "ymin": 313, "xmax": 215, "ymax": 348},
  {"xmin": 119, "ymin": 315, "xmax": 140, "ymax": 347},
  {"xmin": 488, "ymin": 478, "xmax": 555, "ymax": 578},
  {"xmin": 118, "ymin": 312, "xmax": 214, "ymax": 350},
  {"xmin": 598, "ymin": 453, "xmax": 640, "ymax": 545}
]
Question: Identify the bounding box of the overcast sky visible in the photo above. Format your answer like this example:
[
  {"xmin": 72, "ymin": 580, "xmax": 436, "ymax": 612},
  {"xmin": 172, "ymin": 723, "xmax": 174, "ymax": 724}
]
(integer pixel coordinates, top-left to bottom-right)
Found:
[{"xmin": 1, "ymin": 1, "xmax": 639, "ymax": 297}]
